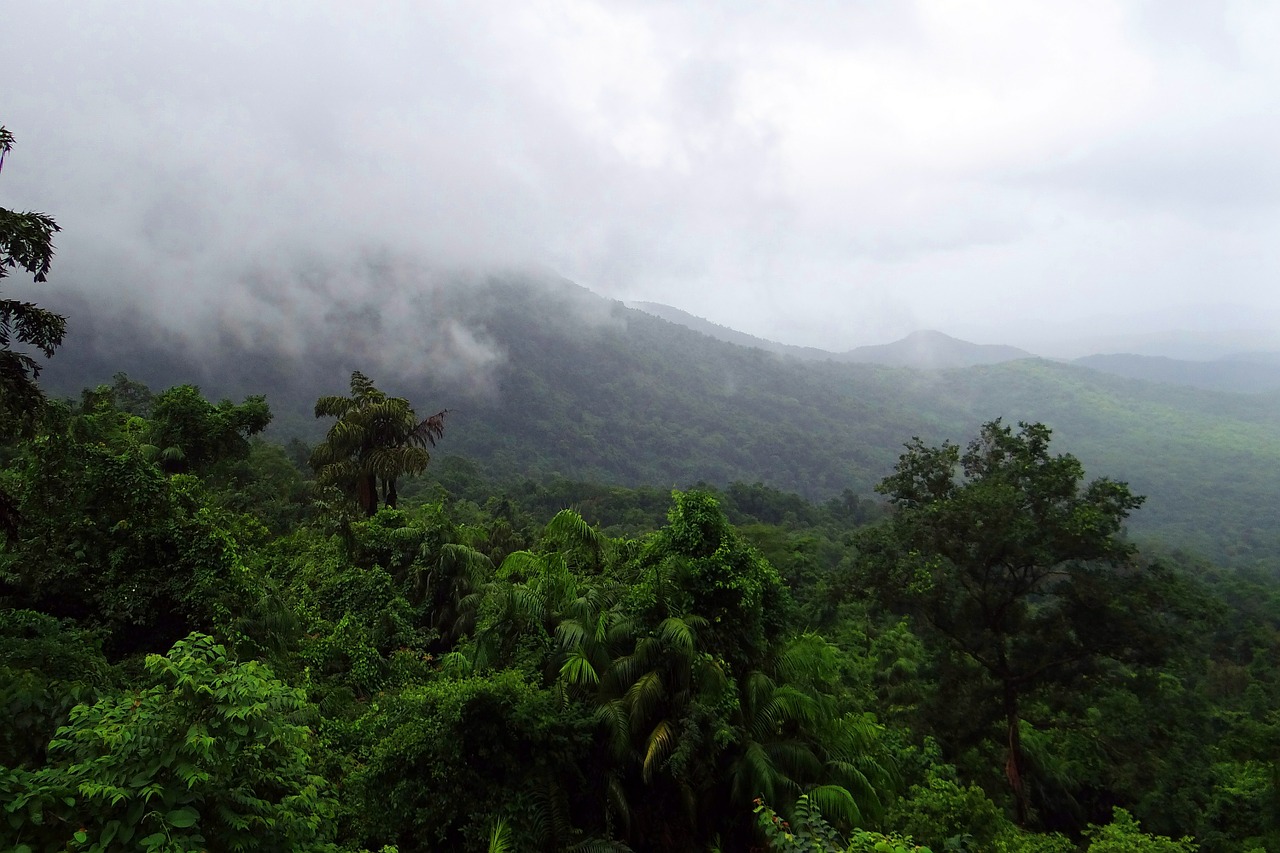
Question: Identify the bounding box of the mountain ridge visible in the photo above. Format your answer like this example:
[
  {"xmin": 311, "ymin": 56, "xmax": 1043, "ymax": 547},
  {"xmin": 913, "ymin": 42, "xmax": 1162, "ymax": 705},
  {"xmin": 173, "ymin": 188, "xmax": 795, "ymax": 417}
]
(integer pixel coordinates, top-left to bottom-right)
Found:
[{"xmin": 33, "ymin": 273, "xmax": 1280, "ymax": 568}]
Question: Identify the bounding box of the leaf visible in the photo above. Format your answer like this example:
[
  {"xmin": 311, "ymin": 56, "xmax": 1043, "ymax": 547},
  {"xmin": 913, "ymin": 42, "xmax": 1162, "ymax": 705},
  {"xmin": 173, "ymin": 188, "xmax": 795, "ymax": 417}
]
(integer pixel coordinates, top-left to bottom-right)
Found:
[
  {"xmin": 488, "ymin": 817, "xmax": 512, "ymax": 853},
  {"xmin": 167, "ymin": 806, "xmax": 199, "ymax": 828}
]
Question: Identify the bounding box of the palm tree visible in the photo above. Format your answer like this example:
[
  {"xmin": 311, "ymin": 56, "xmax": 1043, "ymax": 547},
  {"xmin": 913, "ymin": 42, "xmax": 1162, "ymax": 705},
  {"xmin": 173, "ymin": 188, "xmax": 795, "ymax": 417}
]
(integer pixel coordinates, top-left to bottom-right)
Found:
[{"xmin": 309, "ymin": 371, "xmax": 446, "ymax": 515}]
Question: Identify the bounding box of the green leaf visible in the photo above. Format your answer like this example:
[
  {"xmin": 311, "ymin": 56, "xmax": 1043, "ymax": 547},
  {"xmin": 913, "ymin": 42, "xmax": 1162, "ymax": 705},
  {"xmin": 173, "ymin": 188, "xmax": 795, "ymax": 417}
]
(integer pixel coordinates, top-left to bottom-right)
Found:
[
  {"xmin": 167, "ymin": 806, "xmax": 199, "ymax": 827},
  {"xmin": 140, "ymin": 832, "xmax": 167, "ymax": 849}
]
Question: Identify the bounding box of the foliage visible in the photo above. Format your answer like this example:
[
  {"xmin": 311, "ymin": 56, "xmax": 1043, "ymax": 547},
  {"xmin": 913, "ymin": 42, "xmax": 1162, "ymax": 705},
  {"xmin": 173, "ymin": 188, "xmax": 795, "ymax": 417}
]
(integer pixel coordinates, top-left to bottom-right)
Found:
[
  {"xmin": 1, "ymin": 633, "xmax": 336, "ymax": 852},
  {"xmin": 310, "ymin": 371, "xmax": 446, "ymax": 516},
  {"xmin": 3, "ymin": 317, "xmax": 1280, "ymax": 853},
  {"xmin": 885, "ymin": 774, "xmax": 1007, "ymax": 851},
  {"xmin": 345, "ymin": 670, "xmax": 595, "ymax": 851},
  {"xmin": 754, "ymin": 794, "xmax": 931, "ymax": 852},
  {"xmin": 0, "ymin": 125, "xmax": 65, "ymax": 537},
  {"xmin": 0, "ymin": 610, "xmax": 117, "ymax": 769},
  {"xmin": 1083, "ymin": 808, "xmax": 1198, "ymax": 852},
  {"xmin": 146, "ymin": 384, "xmax": 272, "ymax": 475},
  {"xmin": 859, "ymin": 420, "xmax": 1159, "ymax": 824},
  {"xmin": 1, "ymin": 425, "xmax": 263, "ymax": 656}
]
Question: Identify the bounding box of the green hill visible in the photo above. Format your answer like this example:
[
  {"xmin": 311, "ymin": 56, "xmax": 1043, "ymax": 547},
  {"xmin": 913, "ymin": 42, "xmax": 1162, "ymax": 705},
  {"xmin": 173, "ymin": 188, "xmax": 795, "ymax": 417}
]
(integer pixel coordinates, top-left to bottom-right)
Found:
[
  {"xmin": 1075, "ymin": 352, "xmax": 1280, "ymax": 393},
  {"xmin": 36, "ymin": 274, "xmax": 1280, "ymax": 567}
]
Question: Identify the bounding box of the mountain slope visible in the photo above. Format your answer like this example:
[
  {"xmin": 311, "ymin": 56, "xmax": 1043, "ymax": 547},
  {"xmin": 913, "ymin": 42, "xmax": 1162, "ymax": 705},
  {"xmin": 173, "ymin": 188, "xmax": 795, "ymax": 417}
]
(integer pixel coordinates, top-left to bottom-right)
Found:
[
  {"xmin": 35, "ymin": 274, "xmax": 1280, "ymax": 567},
  {"xmin": 625, "ymin": 302, "xmax": 833, "ymax": 360},
  {"xmin": 1075, "ymin": 353, "xmax": 1280, "ymax": 393}
]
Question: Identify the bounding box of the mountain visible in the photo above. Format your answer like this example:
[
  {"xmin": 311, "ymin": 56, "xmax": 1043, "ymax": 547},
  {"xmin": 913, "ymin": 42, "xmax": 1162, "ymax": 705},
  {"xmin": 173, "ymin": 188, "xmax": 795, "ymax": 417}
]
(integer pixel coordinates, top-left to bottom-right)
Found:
[
  {"xmin": 1029, "ymin": 328, "xmax": 1280, "ymax": 360},
  {"xmin": 625, "ymin": 302, "xmax": 832, "ymax": 360},
  {"xmin": 840, "ymin": 329, "xmax": 1035, "ymax": 368},
  {"xmin": 627, "ymin": 303, "xmax": 1035, "ymax": 368},
  {"xmin": 1075, "ymin": 353, "xmax": 1280, "ymax": 394},
  {"xmin": 33, "ymin": 273, "xmax": 1280, "ymax": 568}
]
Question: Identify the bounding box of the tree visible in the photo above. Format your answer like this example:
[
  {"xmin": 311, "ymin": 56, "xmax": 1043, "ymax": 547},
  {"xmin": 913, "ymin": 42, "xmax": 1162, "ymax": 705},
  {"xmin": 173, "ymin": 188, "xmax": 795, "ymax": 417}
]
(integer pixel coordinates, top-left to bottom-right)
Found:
[
  {"xmin": 1, "ymin": 633, "xmax": 337, "ymax": 852},
  {"xmin": 309, "ymin": 371, "xmax": 446, "ymax": 516},
  {"xmin": 0, "ymin": 126, "xmax": 66, "ymax": 539},
  {"xmin": 146, "ymin": 384, "xmax": 271, "ymax": 475},
  {"xmin": 859, "ymin": 420, "xmax": 1146, "ymax": 826}
]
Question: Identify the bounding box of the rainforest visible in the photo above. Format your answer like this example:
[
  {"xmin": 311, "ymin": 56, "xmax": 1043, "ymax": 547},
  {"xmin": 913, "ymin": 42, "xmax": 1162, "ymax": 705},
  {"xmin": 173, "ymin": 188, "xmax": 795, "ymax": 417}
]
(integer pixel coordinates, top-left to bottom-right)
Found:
[{"xmin": 4, "ymin": 123, "xmax": 1280, "ymax": 853}]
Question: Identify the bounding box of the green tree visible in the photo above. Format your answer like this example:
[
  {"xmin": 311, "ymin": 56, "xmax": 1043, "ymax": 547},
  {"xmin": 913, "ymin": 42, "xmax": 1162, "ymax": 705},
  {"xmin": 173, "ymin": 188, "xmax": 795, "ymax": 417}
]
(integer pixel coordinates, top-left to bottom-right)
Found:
[
  {"xmin": 310, "ymin": 371, "xmax": 446, "ymax": 516},
  {"xmin": 1, "ymin": 418, "xmax": 262, "ymax": 656},
  {"xmin": 0, "ymin": 633, "xmax": 336, "ymax": 852},
  {"xmin": 146, "ymin": 384, "xmax": 272, "ymax": 475},
  {"xmin": 0, "ymin": 126, "xmax": 65, "ymax": 538},
  {"xmin": 859, "ymin": 420, "xmax": 1146, "ymax": 825}
]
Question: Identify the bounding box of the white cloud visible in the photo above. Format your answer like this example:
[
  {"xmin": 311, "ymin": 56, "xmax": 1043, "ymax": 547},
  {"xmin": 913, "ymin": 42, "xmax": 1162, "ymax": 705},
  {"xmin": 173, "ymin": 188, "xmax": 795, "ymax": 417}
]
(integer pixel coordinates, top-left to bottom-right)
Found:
[{"xmin": 1, "ymin": 0, "xmax": 1277, "ymax": 353}]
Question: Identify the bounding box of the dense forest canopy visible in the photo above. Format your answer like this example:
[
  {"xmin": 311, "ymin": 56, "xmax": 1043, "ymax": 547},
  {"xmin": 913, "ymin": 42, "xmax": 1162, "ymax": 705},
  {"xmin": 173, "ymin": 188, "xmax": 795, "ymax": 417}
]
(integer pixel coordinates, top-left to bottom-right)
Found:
[{"xmin": 2, "ymin": 124, "xmax": 1279, "ymax": 852}]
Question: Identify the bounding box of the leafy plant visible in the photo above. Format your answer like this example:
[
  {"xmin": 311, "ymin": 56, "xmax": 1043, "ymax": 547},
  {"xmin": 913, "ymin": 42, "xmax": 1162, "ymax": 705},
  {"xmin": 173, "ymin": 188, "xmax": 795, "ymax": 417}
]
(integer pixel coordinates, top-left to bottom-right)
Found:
[{"xmin": 1, "ymin": 633, "xmax": 336, "ymax": 852}]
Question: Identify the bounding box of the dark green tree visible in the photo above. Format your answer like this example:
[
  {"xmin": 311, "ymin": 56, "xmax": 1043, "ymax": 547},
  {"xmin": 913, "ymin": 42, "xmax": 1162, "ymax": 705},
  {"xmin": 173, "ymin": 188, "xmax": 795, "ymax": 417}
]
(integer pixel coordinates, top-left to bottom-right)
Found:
[
  {"xmin": 1, "ymin": 633, "xmax": 337, "ymax": 852},
  {"xmin": 859, "ymin": 420, "xmax": 1146, "ymax": 825},
  {"xmin": 146, "ymin": 384, "xmax": 271, "ymax": 475},
  {"xmin": 309, "ymin": 371, "xmax": 446, "ymax": 515},
  {"xmin": 0, "ymin": 126, "xmax": 65, "ymax": 538}
]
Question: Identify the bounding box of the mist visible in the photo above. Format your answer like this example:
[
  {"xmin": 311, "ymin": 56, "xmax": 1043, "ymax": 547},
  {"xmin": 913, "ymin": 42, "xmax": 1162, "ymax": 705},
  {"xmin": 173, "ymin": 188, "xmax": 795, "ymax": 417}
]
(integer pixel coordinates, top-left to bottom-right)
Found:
[{"xmin": 3, "ymin": 0, "xmax": 1279, "ymax": 356}]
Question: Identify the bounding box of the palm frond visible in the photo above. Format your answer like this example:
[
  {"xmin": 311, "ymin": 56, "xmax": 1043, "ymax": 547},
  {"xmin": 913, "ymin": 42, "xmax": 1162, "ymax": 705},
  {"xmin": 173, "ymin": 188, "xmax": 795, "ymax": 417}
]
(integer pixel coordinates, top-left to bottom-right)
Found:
[
  {"xmin": 641, "ymin": 719, "xmax": 675, "ymax": 783},
  {"xmin": 657, "ymin": 616, "xmax": 699, "ymax": 656},
  {"xmin": 624, "ymin": 669, "xmax": 665, "ymax": 732},
  {"xmin": 544, "ymin": 508, "xmax": 608, "ymax": 558},
  {"xmin": 805, "ymin": 784, "xmax": 862, "ymax": 828},
  {"xmin": 560, "ymin": 647, "xmax": 601, "ymax": 687},
  {"xmin": 556, "ymin": 618, "xmax": 590, "ymax": 649},
  {"xmin": 735, "ymin": 740, "xmax": 779, "ymax": 804},
  {"xmin": 487, "ymin": 817, "xmax": 512, "ymax": 853},
  {"xmin": 406, "ymin": 409, "xmax": 448, "ymax": 448},
  {"xmin": 313, "ymin": 394, "xmax": 356, "ymax": 419},
  {"xmin": 764, "ymin": 740, "xmax": 822, "ymax": 781},
  {"xmin": 604, "ymin": 772, "xmax": 631, "ymax": 837}
]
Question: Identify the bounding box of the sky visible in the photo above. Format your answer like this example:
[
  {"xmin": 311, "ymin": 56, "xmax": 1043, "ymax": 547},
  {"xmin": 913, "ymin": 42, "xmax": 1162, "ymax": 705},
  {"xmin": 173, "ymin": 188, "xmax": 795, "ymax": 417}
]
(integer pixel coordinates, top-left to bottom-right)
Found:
[{"xmin": 3, "ymin": 0, "xmax": 1279, "ymax": 352}]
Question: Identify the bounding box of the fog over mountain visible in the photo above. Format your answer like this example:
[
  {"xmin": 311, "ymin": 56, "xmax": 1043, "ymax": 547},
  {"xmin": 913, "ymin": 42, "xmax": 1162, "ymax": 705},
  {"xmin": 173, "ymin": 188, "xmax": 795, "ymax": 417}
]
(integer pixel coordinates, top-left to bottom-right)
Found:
[{"xmin": 3, "ymin": 1, "xmax": 1279, "ymax": 354}]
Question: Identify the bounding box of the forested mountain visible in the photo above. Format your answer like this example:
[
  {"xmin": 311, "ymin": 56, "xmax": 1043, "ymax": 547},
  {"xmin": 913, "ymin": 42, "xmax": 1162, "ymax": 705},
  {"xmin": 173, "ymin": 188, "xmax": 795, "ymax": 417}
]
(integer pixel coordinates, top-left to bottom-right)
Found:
[
  {"xmin": 1074, "ymin": 352, "xmax": 1280, "ymax": 393},
  {"xmin": 35, "ymin": 273, "xmax": 1280, "ymax": 569},
  {"xmin": 628, "ymin": 302, "xmax": 1035, "ymax": 368},
  {"xmin": 626, "ymin": 300, "xmax": 834, "ymax": 360},
  {"xmin": 5, "ymin": 241, "xmax": 1278, "ymax": 850}
]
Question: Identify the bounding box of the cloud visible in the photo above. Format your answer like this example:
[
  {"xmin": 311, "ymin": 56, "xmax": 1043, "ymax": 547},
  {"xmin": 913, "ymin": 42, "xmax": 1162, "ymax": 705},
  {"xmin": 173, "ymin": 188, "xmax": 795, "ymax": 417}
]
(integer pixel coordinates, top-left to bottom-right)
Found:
[{"xmin": 1, "ymin": 0, "xmax": 1277, "ymax": 355}]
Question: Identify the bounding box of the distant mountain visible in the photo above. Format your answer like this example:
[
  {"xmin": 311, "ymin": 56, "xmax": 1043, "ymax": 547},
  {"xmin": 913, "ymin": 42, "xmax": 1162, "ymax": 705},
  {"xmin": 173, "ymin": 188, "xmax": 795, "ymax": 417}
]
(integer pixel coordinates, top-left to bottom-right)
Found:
[
  {"xmin": 627, "ymin": 304, "xmax": 1035, "ymax": 368},
  {"xmin": 839, "ymin": 329, "xmax": 1034, "ymax": 368},
  {"xmin": 1075, "ymin": 353, "xmax": 1280, "ymax": 394},
  {"xmin": 34, "ymin": 273, "xmax": 1280, "ymax": 569},
  {"xmin": 1029, "ymin": 329, "xmax": 1280, "ymax": 361},
  {"xmin": 1219, "ymin": 351, "xmax": 1280, "ymax": 366},
  {"xmin": 625, "ymin": 302, "xmax": 832, "ymax": 360}
]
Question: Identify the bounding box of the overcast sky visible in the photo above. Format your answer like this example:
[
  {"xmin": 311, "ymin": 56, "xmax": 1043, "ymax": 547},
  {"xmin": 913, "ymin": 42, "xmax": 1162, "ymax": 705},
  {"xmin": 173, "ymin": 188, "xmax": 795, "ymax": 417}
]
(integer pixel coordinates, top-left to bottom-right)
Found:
[{"xmin": 3, "ymin": 0, "xmax": 1279, "ymax": 351}]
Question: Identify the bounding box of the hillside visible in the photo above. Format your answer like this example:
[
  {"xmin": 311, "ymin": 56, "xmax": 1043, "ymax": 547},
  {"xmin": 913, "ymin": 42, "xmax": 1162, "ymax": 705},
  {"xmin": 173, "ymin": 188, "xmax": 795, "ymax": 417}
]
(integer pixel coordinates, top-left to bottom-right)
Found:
[
  {"xmin": 1074, "ymin": 352, "xmax": 1280, "ymax": 393},
  {"xmin": 627, "ymin": 303, "xmax": 1038, "ymax": 368},
  {"xmin": 625, "ymin": 301, "xmax": 832, "ymax": 360},
  {"xmin": 36, "ymin": 274, "xmax": 1280, "ymax": 567}
]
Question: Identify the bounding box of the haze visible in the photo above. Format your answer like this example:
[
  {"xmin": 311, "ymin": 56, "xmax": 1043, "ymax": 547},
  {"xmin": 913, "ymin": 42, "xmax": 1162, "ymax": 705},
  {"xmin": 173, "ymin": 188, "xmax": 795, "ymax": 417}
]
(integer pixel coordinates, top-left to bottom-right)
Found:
[{"xmin": 3, "ymin": 0, "xmax": 1279, "ymax": 352}]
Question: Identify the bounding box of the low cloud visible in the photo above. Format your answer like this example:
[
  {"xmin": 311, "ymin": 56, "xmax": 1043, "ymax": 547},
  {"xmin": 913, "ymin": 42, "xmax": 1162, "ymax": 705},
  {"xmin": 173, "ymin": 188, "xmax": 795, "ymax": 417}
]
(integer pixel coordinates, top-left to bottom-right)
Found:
[{"xmin": 2, "ymin": 0, "xmax": 1277, "ymax": 354}]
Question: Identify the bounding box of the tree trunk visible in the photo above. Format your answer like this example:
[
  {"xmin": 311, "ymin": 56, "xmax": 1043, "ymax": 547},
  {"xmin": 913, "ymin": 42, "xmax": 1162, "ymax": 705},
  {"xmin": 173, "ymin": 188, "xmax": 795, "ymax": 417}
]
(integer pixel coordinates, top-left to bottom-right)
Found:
[
  {"xmin": 385, "ymin": 477, "xmax": 398, "ymax": 509},
  {"xmin": 358, "ymin": 473, "xmax": 378, "ymax": 516},
  {"xmin": 1004, "ymin": 678, "xmax": 1030, "ymax": 826}
]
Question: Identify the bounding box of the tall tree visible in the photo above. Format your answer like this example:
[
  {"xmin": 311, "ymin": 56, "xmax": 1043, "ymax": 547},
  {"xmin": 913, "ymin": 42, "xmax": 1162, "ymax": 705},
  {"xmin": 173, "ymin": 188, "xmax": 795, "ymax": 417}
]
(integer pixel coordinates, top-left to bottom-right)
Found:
[
  {"xmin": 309, "ymin": 371, "xmax": 446, "ymax": 515},
  {"xmin": 0, "ymin": 126, "xmax": 66, "ymax": 539},
  {"xmin": 858, "ymin": 420, "xmax": 1146, "ymax": 826}
]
